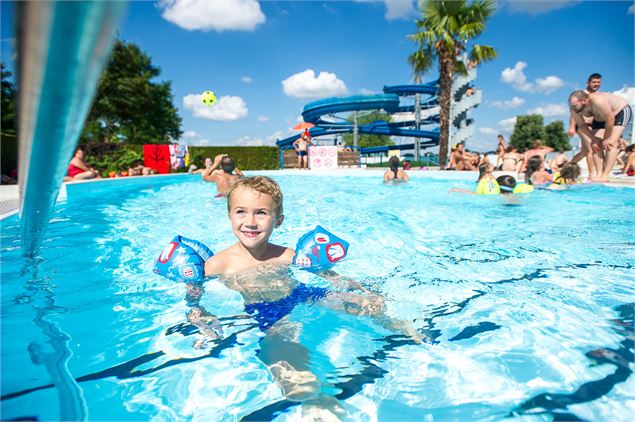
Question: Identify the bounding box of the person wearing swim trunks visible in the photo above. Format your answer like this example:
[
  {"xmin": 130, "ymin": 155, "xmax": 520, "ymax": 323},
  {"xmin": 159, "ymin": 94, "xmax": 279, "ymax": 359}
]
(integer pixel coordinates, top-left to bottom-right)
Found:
[
  {"xmin": 203, "ymin": 154, "xmax": 243, "ymax": 196},
  {"xmin": 568, "ymin": 73, "xmax": 602, "ymax": 178},
  {"xmin": 569, "ymin": 90, "xmax": 632, "ymax": 181},
  {"xmin": 200, "ymin": 176, "xmax": 423, "ymax": 407},
  {"xmin": 65, "ymin": 148, "xmax": 100, "ymax": 182},
  {"xmin": 383, "ymin": 156, "xmax": 409, "ymax": 182},
  {"xmin": 292, "ymin": 134, "xmax": 314, "ymax": 170}
]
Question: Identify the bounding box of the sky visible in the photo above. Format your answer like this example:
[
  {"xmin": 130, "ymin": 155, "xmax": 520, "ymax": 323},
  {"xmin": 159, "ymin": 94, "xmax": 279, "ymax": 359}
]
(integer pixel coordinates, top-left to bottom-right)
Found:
[{"xmin": 1, "ymin": 0, "xmax": 634, "ymax": 152}]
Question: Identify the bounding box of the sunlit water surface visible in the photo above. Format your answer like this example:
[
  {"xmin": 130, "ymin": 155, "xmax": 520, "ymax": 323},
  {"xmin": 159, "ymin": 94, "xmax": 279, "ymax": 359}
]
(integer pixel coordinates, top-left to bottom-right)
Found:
[{"xmin": 1, "ymin": 172, "xmax": 634, "ymax": 421}]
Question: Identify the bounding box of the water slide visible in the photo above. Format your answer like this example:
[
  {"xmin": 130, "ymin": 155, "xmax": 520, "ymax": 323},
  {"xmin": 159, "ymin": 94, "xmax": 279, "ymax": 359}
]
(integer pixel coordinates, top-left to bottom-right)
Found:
[{"xmin": 276, "ymin": 82, "xmax": 442, "ymax": 153}]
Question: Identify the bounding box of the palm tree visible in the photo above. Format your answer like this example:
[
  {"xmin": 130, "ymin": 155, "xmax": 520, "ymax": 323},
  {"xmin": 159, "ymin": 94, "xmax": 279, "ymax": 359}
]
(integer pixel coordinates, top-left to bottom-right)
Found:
[{"xmin": 408, "ymin": 0, "xmax": 497, "ymax": 168}]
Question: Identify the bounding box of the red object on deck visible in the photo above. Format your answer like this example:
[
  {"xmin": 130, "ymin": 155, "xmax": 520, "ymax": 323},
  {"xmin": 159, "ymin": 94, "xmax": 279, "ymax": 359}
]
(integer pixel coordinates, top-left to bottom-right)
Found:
[{"xmin": 143, "ymin": 144, "xmax": 171, "ymax": 174}]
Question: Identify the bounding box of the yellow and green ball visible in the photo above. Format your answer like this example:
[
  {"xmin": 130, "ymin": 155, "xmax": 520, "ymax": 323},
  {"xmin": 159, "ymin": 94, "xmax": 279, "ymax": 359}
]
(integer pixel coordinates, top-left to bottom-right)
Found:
[{"xmin": 201, "ymin": 91, "xmax": 217, "ymax": 106}]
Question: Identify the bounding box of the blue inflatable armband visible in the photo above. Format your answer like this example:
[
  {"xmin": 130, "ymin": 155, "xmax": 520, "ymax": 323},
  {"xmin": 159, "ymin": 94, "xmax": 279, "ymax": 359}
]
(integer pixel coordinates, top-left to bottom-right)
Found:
[
  {"xmin": 154, "ymin": 235, "xmax": 214, "ymax": 282},
  {"xmin": 293, "ymin": 225, "xmax": 349, "ymax": 272}
]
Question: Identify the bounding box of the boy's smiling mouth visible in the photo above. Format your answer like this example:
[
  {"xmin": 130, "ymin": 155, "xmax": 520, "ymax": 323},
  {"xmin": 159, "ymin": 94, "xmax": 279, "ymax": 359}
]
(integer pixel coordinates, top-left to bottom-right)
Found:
[{"xmin": 241, "ymin": 230, "xmax": 260, "ymax": 238}]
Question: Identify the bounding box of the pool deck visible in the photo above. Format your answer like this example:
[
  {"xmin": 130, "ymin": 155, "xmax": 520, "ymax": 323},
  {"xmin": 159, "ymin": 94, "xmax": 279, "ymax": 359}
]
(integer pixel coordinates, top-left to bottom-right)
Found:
[{"xmin": 1, "ymin": 168, "xmax": 634, "ymax": 220}]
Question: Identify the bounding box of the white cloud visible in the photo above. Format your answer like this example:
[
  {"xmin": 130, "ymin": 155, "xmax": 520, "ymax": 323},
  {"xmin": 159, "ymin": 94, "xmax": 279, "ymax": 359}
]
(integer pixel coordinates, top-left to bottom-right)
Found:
[
  {"xmin": 491, "ymin": 96, "xmax": 525, "ymax": 109},
  {"xmin": 282, "ymin": 69, "xmax": 348, "ymax": 99},
  {"xmin": 183, "ymin": 94, "xmax": 248, "ymax": 121},
  {"xmin": 613, "ymin": 86, "xmax": 635, "ymax": 106},
  {"xmin": 629, "ymin": 4, "xmax": 634, "ymax": 14},
  {"xmin": 234, "ymin": 131, "xmax": 283, "ymax": 146},
  {"xmin": 241, "ymin": 76, "xmax": 252, "ymax": 83},
  {"xmin": 359, "ymin": 88, "xmax": 376, "ymax": 95},
  {"xmin": 501, "ymin": 61, "xmax": 564, "ymax": 94},
  {"xmin": 353, "ymin": 0, "xmax": 416, "ymax": 20},
  {"xmin": 384, "ymin": 0, "xmax": 416, "ymax": 20},
  {"xmin": 501, "ymin": 61, "xmax": 532, "ymax": 92},
  {"xmin": 257, "ymin": 115, "xmax": 269, "ymax": 122},
  {"xmin": 479, "ymin": 127, "xmax": 499, "ymax": 136},
  {"xmin": 498, "ymin": 117, "xmax": 517, "ymax": 132},
  {"xmin": 178, "ymin": 130, "xmax": 213, "ymax": 146},
  {"xmin": 504, "ymin": 0, "xmax": 580, "ymax": 15},
  {"xmin": 159, "ymin": 0, "xmax": 265, "ymax": 32},
  {"xmin": 527, "ymin": 103, "xmax": 568, "ymax": 117},
  {"xmin": 535, "ymin": 76, "xmax": 564, "ymax": 94}
]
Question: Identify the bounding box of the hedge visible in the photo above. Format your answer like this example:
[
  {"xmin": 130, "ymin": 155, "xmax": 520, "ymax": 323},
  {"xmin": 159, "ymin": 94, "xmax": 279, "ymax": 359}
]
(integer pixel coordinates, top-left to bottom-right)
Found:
[
  {"xmin": 2, "ymin": 141, "xmax": 282, "ymax": 178},
  {"xmin": 82, "ymin": 144, "xmax": 280, "ymax": 176}
]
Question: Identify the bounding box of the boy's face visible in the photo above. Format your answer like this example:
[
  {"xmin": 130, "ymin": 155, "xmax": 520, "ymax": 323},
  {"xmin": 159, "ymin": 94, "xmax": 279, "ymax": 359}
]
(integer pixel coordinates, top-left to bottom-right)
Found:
[{"xmin": 228, "ymin": 187, "xmax": 283, "ymax": 249}]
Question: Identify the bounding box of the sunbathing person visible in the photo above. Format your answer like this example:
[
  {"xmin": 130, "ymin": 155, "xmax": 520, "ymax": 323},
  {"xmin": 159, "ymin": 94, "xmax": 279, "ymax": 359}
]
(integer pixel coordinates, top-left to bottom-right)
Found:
[
  {"xmin": 620, "ymin": 144, "xmax": 635, "ymax": 176},
  {"xmin": 65, "ymin": 148, "xmax": 100, "ymax": 182}
]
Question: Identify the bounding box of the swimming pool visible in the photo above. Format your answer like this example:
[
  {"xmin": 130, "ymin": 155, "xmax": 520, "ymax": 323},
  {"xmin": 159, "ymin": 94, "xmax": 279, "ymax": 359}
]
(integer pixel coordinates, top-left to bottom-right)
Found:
[{"xmin": 1, "ymin": 171, "xmax": 634, "ymax": 421}]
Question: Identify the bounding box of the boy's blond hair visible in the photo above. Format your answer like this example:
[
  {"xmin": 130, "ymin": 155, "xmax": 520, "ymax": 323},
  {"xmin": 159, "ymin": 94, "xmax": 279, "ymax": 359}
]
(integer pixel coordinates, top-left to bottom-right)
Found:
[{"xmin": 226, "ymin": 176, "xmax": 284, "ymax": 217}]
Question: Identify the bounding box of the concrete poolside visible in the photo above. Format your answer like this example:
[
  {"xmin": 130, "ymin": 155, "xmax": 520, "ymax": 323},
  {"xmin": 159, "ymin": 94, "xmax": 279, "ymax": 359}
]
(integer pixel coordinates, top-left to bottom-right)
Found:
[{"xmin": 1, "ymin": 168, "xmax": 634, "ymax": 220}]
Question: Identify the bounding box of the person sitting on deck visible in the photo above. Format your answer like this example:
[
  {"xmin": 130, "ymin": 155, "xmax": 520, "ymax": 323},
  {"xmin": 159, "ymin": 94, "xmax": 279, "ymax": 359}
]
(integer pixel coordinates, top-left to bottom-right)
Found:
[{"xmin": 64, "ymin": 148, "xmax": 100, "ymax": 182}]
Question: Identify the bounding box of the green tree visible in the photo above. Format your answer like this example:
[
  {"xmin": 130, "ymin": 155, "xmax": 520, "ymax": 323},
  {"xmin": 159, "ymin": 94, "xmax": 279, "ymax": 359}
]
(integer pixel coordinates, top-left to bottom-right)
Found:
[
  {"xmin": 342, "ymin": 112, "xmax": 394, "ymax": 148},
  {"xmin": 510, "ymin": 115, "xmax": 545, "ymax": 152},
  {"xmin": 1, "ymin": 63, "xmax": 17, "ymax": 137},
  {"xmin": 82, "ymin": 40, "xmax": 182, "ymax": 144},
  {"xmin": 544, "ymin": 120, "xmax": 571, "ymax": 152},
  {"xmin": 408, "ymin": 0, "xmax": 497, "ymax": 168}
]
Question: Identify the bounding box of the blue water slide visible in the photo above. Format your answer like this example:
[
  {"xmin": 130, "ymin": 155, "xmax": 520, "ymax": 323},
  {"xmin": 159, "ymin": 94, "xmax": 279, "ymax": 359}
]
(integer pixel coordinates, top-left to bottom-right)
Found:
[
  {"xmin": 276, "ymin": 84, "xmax": 443, "ymax": 150},
  {"xmin": 361, "ymin": 140, "xmax": 438, "ymax": 155},
  {"xmin": 301, "ymin": 94, "xmax": 401, "ymax": 124},
  {"xmin": 383, "ymin": 83, "xmax": 438, "ymax": 96}
]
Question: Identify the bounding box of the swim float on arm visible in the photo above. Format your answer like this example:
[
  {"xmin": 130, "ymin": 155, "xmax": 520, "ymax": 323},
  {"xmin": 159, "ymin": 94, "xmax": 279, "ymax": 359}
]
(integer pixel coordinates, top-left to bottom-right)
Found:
[
  {"xmin": 475, "ymin": 178, "xmax": 500, "ymax": 195},
  {"xmin": 154, "ymin": 226, "xmax": 349, "ymax": 282}
]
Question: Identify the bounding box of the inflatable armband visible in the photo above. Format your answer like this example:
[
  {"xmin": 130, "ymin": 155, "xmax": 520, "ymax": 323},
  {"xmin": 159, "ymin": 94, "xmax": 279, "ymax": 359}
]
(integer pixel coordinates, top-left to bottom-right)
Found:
[
  {"xmin": 154, "ymin": 235, "xmax": 214, "ymax": 282},
  {"xmin": 476, "ymin": 178, "xmax": 500, "ymax": 195},
  {"xmin": 293, "ymin": 225, "xmax": 349, "ymax": 272},
  {"xmin": 513, "ymin": 183, "xmax": 534, "ymax": 194}
]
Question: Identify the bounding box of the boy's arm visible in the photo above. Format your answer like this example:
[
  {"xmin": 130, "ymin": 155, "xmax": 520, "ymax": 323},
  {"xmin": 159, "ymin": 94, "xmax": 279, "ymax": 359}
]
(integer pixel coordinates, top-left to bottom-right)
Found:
[
  {"xmin": 449, "ymin": 188, "xmax": 477, "ymax": 194},
  {"xmin": 292, "ymin": 139, "xmax": 300, "ymax": 151},
  {"xmin": 204, "ymin": 254, "xmax": 225, "ymax": 277},
  {"xmin": 317, "ymin": 270, "xmax": 426, "ymax": 343}
]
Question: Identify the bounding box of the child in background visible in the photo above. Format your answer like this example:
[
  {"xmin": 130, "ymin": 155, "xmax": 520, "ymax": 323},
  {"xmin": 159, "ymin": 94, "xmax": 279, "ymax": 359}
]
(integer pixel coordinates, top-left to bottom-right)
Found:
[
  {"xmin": 525, "ymin": 155, "xmax": 553, "ymax": 185},
  {"xmin": 383, "ymin": 156, "xmax": 410, "ymax": 182},
  {"xmin": 549, "ymin": 162, "xmax": 582, "ymax": 189},
  {"xmin": 203, "ymin": 154, "xmax": 244, "ymax": 196}
]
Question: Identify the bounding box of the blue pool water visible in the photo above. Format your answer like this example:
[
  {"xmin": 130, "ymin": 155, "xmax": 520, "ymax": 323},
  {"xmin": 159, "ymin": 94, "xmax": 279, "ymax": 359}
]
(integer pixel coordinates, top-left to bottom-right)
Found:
[{"xmin": 1, "ymin": 172, "xmax": 634, "ymax": 421}]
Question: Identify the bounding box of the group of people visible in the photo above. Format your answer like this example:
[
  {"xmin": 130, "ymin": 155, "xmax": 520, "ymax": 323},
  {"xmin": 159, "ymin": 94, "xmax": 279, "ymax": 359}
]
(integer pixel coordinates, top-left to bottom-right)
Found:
[{"xmin": 65, "ymin": 148, "xmax": 156, "ymax": 182}]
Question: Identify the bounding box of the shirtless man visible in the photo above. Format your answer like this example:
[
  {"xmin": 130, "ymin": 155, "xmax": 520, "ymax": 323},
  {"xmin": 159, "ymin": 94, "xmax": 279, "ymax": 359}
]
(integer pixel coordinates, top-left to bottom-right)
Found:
[
  {"xmin": 203, "ymin": 154, "xmax": 244, "ymax": 196},
  {"xmin": 569, "ymin": 90, "xmax": 632, "ymax": 181},
  {"xmin": 292, "ymin": 134, "xmax": 314, "ymax": 169},
  {"xmin": 568, "ymin": 73, "xmax": 602, "ymax": 177}
]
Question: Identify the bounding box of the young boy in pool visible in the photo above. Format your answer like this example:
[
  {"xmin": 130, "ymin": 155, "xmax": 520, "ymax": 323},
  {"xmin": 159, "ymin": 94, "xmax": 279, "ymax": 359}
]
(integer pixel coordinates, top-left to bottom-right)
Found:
[{"xmin": 199, "ymin": 176, "xmax": 422, "ymax": 407}]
